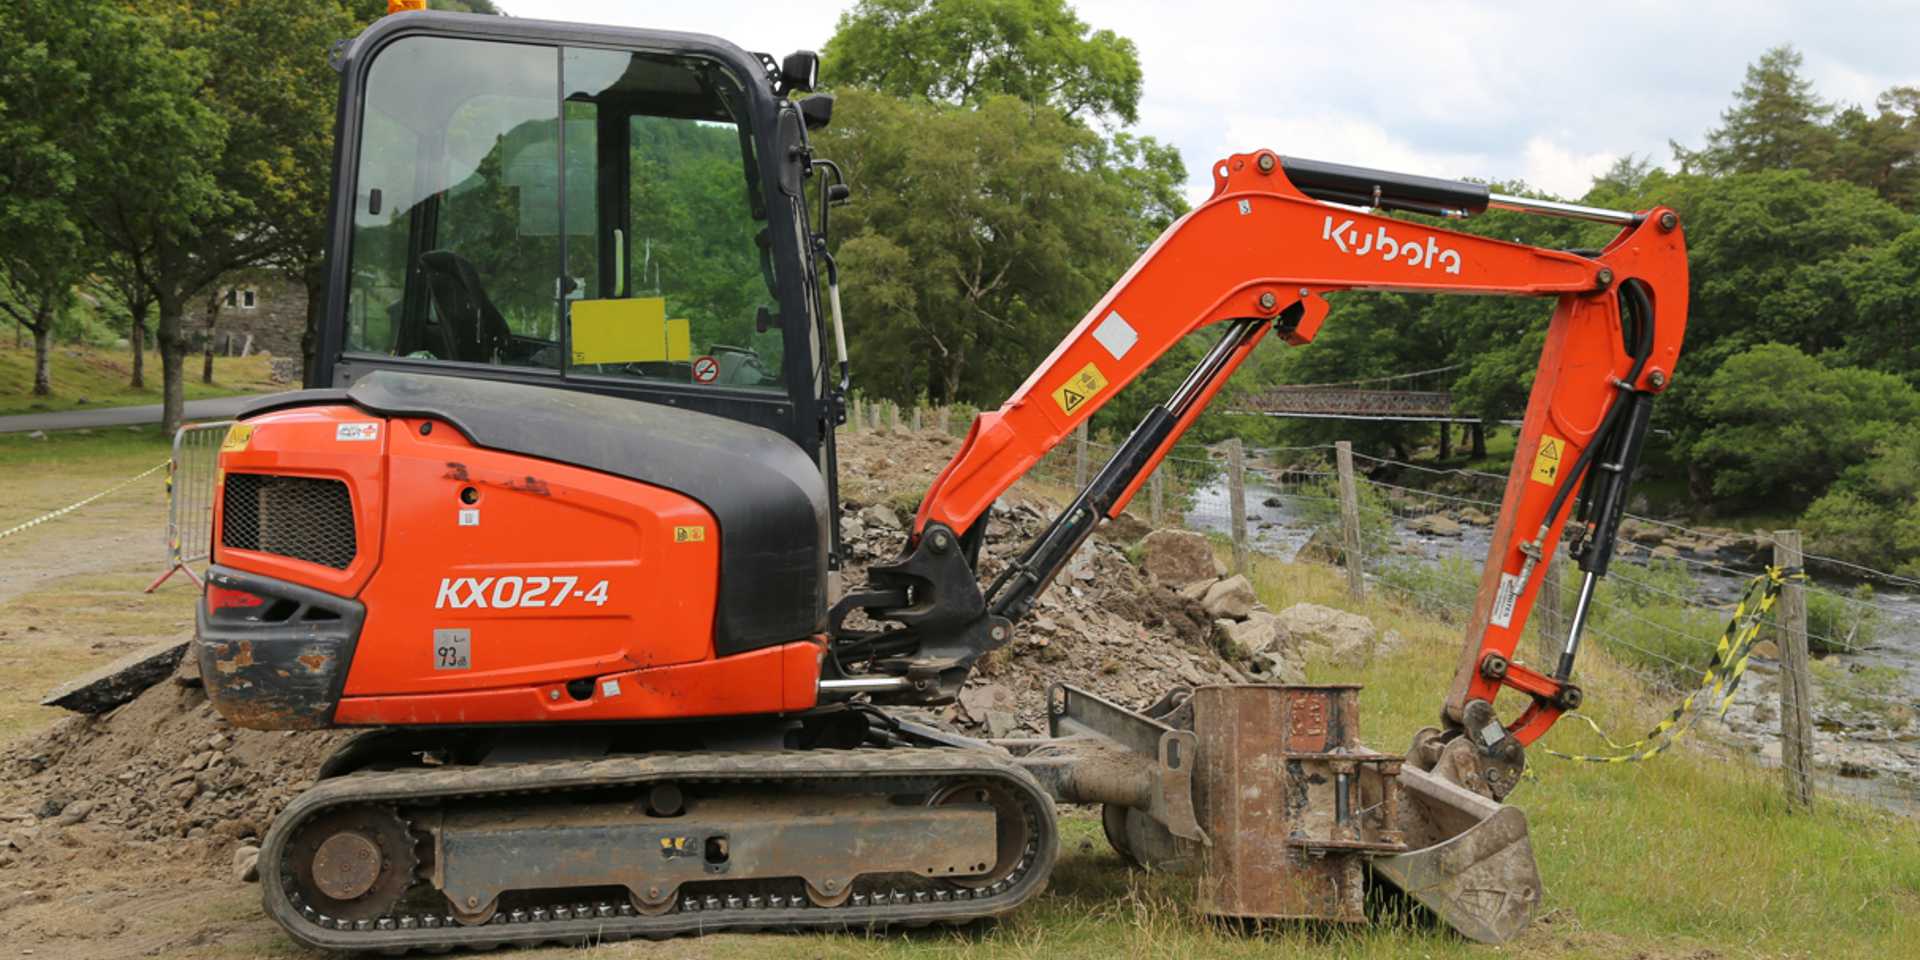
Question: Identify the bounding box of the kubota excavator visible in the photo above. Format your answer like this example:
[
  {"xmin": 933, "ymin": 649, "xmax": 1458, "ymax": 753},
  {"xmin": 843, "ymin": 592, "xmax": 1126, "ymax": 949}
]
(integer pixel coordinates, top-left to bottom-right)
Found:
[{"xmin": 193, "ymin": 7, "xmax": 1687, "ymax": 953}]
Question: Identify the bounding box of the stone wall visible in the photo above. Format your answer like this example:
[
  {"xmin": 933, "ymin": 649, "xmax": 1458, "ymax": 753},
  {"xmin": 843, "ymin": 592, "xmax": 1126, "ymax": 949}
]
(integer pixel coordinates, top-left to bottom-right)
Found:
[{"xmin": 203, "ymin": 277, "xmax": 307, "ymax": 360}]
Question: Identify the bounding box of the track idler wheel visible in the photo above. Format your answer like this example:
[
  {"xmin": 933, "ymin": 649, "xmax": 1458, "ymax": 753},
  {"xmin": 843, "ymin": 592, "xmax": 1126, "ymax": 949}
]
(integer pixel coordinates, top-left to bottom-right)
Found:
[
  {"xmin": 928, "ymin": 780, "xmax": 1033, "ymax": 890},
  {"xmin": 285, "ymin": 806, "xmax": 419, "ymax": 923}
]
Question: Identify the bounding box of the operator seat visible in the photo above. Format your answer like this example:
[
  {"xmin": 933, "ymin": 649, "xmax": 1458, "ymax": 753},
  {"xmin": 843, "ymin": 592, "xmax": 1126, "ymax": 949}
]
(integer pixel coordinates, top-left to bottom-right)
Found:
[{"xmin": 418, "ymin": 250, "xmax": 513, "ymax": 364}]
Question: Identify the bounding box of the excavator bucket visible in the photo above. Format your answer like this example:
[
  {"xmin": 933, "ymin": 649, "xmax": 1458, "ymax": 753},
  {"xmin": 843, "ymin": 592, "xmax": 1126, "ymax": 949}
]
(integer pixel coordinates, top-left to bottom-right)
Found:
[
  {"xmin": 1372, "ymin": 764, "xmax": 1543, "ymax": 943},
  {"xmin": 1018, "ymin": 683, "xmax": 1542, "ymax": 943}
]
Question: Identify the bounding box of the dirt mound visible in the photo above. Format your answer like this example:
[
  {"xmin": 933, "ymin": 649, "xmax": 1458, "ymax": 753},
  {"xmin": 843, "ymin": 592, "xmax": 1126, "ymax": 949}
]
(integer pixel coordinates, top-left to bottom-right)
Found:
[
  {"xmin": 834, "ymin": 430, "xmax": 1246, "ymax": 737},
  {"xmin": 2, "ymin": 661, "xmax": 348, "ymax": 852}
]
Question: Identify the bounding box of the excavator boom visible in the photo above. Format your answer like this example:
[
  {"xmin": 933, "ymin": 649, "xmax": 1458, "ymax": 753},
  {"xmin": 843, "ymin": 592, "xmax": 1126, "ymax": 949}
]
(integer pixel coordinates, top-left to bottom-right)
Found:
[{"xmin": 854, "ymin": 149, "xmax": 1688, "ymax": 767}]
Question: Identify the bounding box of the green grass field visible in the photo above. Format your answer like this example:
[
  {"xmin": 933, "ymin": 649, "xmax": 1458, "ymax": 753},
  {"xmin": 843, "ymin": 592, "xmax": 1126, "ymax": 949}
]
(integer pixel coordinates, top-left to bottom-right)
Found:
[{"xmin": 0, "ymin": 337, "xmax": 278, "ymax": 417}]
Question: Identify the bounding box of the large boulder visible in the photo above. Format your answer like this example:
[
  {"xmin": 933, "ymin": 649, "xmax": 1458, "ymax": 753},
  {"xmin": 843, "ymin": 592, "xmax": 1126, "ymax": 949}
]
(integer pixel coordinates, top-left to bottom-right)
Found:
[
  {"xmin": 1293, "ymin": 527, "xmax": 1348, "ymax": 567},
  {"xmin": 1272, "ymin": 603, "xmax": 1377, "ymax": 663},
  {"xmin": 1413, "ymin": 513, "xmax": 1463, "ymax": 537},
  {"xmin": 1456, "ymin": 506, "xmax": 1492, "ymax": 526},
  {"xmin": 1139, "ymin": 528, "xmax": 1217, "ymax": 587},
  {"xmin": 1201, "ymin": 574, "xmax": 1257, "ymax": 620},
  {"xmin": 1217, "ymin": 610, "xmax": 1280, "ymax": 657}
]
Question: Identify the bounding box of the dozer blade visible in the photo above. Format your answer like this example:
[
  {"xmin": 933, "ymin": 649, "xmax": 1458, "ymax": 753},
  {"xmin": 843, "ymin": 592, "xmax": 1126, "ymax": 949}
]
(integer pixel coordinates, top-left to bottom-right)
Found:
[{"xmin": 1372, "ymin": 763, "xmax": 1543, "ymax": 944}]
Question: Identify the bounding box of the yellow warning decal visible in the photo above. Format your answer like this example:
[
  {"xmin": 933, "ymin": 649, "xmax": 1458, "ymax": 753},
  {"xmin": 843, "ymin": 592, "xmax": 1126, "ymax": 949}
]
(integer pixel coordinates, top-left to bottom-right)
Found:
[
  {"xmin": 221, "ymin": 424, "xmax": 254, "ymax": 453},
  {"xmin": 1530, "ymin": 434, "xmax": 1566, "ymax": 485},
  {"xmin": 1051, "ymin": 362, "xmax": 1109, "ymax": 416},
  {"xmin": 673, "ymin": 525, "xmax": 707, "ymax": 543}
]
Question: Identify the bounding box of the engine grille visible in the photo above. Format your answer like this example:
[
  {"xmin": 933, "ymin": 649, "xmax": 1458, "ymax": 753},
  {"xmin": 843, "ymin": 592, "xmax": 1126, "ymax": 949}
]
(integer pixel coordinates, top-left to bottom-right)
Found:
[{"xmin": 221, "ymin": 474, "xmax": 357, "ymax": 570}]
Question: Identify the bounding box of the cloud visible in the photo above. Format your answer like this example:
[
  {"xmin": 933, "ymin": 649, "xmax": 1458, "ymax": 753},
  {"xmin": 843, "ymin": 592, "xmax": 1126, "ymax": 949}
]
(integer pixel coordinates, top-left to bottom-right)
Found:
[
  {"xmin": 1519, "ymin": 137, "xmax": 1617, "ymax": 199},
  {"xmin": 505, "ymin": 0, "xmax": 1920, "ymax": 209}
]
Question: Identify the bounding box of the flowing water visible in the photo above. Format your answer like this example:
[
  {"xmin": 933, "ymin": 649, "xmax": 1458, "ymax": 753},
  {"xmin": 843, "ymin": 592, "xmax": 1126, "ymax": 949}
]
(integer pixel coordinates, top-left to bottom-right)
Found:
[{"xmin": 1182, "ymin": 472, "xmax": 1920, "ymax": 814}]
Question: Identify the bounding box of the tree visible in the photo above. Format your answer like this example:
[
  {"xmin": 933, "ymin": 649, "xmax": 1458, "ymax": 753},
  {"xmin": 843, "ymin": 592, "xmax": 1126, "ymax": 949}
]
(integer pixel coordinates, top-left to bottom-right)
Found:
[
  {"xmin": 821, "ymin": 91, "xmax": 1149, "ymax": 404},
  {"xmin": 825, "ymin": 0, "xmax": 1143, "ymax": 125},
  {"xmin": 89, "ymin": 253, "xmax": 157, "ymax": 388},
  {"xmin": 79, "ymin": 1, "xmax": 367, "ymax": 434},
  {"xmin": 1839, "ymin": 225, "xmax": 1920, "ymax": 380},
  {"xmin": 1688, "ymin": 343, "xmax": 1920, "ymax": 508},
  {"xmin": 0, "ymin": 0, "xmax": 99, "ymax": 397},
  {"xmin": 1804, "ymin": 430, "xmax": 1920, "ymax": 576},
  {"xmin": 1675, "ymin": 45, "xmax": 1834, "ymax": 175},
  {"xmin": 1828, "ymin": 86, "xmax": 1920, "ymax": 212}
]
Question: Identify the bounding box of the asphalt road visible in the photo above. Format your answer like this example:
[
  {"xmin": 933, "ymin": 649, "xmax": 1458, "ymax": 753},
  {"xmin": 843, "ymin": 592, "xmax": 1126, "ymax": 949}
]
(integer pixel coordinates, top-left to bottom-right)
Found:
[{"xmin": 0, "ymin": 395, "xmax": 264, "ymax": 434}]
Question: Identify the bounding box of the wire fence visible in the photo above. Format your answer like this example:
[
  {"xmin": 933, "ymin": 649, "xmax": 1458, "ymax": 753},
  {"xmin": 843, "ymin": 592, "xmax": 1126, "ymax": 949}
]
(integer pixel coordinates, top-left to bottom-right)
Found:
[{"xmin": 866, "ymin": 403, "xmax": 1918, "ymax": 813}]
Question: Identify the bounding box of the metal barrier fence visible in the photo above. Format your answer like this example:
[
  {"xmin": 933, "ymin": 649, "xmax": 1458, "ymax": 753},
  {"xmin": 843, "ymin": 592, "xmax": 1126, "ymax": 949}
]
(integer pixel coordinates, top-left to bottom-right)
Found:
[{"xmin": 145, "ymin": 420, "xmax": 234, "ymax": 592}]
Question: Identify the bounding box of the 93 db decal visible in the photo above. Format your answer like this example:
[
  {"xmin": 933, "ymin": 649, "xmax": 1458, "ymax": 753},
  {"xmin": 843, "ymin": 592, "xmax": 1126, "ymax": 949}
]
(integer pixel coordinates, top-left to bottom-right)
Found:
[{"xmin": 434, "ymin": 575, "xmax": 609, "ymax": 610}]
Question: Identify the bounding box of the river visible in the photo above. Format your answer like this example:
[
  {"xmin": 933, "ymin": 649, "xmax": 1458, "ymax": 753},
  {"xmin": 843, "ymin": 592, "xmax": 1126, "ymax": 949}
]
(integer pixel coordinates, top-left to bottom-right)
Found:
[{"xmin": 1181, "ymin": 472, "xmax": 1920, "ymax": 815}]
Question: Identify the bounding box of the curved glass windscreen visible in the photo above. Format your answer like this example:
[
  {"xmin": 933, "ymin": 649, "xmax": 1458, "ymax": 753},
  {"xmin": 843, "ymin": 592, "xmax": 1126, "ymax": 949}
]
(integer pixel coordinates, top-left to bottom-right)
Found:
[{"xmin": 345, "ymin": 36, "xmax": 784, "ymax": 392}]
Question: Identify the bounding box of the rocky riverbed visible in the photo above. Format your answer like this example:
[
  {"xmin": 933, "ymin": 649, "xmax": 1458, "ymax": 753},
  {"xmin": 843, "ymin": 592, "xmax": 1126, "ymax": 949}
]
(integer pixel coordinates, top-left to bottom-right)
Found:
[{"xmin": 1185, "ymin": 469, "xmax": 1920, "ymax": 812}]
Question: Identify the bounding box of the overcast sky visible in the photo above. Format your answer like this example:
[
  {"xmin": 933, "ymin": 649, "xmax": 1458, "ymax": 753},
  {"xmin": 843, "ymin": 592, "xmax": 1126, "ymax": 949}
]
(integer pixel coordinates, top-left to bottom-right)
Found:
[{"xmin": 500, "ymin": 1, "xmax": 1920, "ymax": 205}]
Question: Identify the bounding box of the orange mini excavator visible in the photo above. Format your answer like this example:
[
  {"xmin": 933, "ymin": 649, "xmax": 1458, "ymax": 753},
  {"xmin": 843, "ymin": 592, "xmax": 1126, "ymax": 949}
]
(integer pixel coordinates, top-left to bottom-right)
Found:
[{"xmin": 195, "ymin": 8, "xmax": 1686, "ymax": 953}]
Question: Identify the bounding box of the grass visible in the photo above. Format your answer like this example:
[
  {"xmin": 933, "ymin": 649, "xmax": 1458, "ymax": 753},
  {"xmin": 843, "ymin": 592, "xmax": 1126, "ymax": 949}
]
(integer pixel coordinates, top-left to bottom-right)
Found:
[
  {"xmin": 0, "ymin": 338, "xmax": 279, "ymax": 417},
  {"xmin": 749, "ymin": 549, "xmax": 1920, "ymax": 959}
]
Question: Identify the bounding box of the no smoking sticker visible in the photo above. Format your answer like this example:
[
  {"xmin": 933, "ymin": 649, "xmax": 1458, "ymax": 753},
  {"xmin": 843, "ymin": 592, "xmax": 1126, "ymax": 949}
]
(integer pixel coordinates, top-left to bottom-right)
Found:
[
  {"xmin": 1531, "ymin": 434, "xmax": 1565, "ymax": 485},
  {"xmin": 691, "ymin": 355, "xmax": 719, "ymax": 384}
]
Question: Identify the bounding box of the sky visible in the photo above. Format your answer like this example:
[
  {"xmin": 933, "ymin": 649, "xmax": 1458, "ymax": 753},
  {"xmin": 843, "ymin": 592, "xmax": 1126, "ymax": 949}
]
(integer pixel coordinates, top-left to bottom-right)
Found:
[{"xmin": 498, "ymin": 1, "xmax": 1920, "ymax": 205}]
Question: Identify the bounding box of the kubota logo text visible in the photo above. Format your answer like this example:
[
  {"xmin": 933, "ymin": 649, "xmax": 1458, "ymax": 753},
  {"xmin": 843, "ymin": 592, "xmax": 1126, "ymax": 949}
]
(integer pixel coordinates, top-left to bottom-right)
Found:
[{"xmin": 1322, "ymin": 216, "xmax": 1462, "ymax": 274}]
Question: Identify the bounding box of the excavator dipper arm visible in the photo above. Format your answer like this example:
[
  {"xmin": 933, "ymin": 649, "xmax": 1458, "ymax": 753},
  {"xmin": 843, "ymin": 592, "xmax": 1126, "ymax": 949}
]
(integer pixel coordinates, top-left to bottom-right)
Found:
[{"xmin": 841, "ymin": 149, "xmax": 1688, "ymax": 762}]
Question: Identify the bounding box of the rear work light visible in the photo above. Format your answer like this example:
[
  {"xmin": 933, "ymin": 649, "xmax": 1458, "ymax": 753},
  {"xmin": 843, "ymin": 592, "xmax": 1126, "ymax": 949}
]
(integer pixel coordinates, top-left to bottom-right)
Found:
[{"xmin": 208, "ymin": 583, "xmax": 268, "ymax": 613}]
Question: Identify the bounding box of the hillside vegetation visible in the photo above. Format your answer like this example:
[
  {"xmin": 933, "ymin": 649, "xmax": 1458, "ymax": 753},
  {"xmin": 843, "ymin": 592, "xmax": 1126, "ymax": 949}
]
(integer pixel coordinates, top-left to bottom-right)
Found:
[{"xmin": 0, "ymin": 340, "xmax": 275, "ymax": 418}]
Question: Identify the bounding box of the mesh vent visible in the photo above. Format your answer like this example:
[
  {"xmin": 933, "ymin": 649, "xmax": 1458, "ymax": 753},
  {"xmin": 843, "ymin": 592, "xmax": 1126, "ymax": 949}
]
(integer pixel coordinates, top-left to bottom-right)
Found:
[{"xmin": 222, "ymin": 474, "xmax": 356, "ymax": 570}]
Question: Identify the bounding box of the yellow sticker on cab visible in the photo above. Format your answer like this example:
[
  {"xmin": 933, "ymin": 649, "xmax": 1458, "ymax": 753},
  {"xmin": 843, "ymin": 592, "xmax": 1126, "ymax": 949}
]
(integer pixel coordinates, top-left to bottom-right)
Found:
[
  {"xmin": 1530, "ymin": 433, "xmax": 1566, "ymax": 485},
  {"xmin": 221, "ymin": 423, "xmax": 254, "ymax": 453},
  {"xmin": 673, "ymin": 525, "xmax": 706, "ymax": 543},
  {"xmin": 1051, "ymin": 362, "xmax": 1109, "ymax": 416}
]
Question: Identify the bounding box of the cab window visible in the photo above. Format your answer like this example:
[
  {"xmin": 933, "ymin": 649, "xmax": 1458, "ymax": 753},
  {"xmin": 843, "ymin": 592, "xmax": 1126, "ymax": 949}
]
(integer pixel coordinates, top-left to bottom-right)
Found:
[{"xmin": 344, "ymin": 37, "xmax": 784, "ymax": 393}]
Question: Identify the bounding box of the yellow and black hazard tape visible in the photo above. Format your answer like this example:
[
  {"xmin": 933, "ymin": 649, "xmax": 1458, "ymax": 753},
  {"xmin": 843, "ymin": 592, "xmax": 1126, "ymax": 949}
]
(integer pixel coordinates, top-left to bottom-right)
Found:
[
  {"xmin": 1544, "ymin": 565, "xmax": 1807, "ymax": 764},
  {"xmin": 0, "ymin": 461, "xmax": 167, "ymax": 542}
]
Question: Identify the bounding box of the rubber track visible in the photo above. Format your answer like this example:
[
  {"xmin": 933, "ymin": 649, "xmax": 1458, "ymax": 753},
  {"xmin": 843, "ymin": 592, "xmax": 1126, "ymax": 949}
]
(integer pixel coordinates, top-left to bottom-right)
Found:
[{"xmin": 260, "ymin": 747, "xmax": 1061, "ymax": 953}]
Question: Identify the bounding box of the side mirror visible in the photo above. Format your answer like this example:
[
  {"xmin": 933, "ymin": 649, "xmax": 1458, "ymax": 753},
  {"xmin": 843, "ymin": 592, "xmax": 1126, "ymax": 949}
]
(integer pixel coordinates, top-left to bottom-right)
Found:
[
  {"xmin": 799, "ymin": 93, "xmax": 835, "ymax": 130},
  {"xmin": 780, "ymin": 50, "xmax": 819, "ymax": 94}
]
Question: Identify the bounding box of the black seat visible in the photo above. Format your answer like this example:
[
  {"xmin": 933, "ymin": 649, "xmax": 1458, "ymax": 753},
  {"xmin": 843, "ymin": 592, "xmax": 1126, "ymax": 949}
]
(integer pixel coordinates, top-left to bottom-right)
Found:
[{"xmin": 415, "ymin": 250, "xmax": 513, "ymax": 363}]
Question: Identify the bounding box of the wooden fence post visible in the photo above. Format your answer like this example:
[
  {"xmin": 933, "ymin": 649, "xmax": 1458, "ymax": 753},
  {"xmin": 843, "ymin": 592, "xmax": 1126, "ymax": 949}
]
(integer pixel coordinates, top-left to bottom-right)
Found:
[
  {"xmin": 1335, "ymin": 440, "xmax": 1365, "ymax": 599},
  {"xmin": 1536, "ymin": 547, "xmax": 1563, "ymax": 668},
  {"xmin": 1775, "ymin": 529, "xmax": 1814, "ymax": 809},
  {"xmin": 938, "ymin": 406, "xmax": 951, "ymax": 436},
  {"xmin": 1227, "ymin": 438, "xmax": 1248, "ymax": 574},
  {"xmin": 1150, "ymin": 469, "xmax": 1165, "ymax": 528},
  {"xmin": 1073, "ymin": 423, "xmax": 1090, "ymax": 488},
  {"xmin": 912, "ymin": 406, "xmax": 922, "ymax": 432},
  {"xmin": 888, "ymin": 401, "xmax": 901, "ymax": 433}
]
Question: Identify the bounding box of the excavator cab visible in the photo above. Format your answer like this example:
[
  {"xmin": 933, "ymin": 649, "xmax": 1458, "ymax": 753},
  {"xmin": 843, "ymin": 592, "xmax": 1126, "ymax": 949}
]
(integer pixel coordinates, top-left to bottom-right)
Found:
[{"xmin": 312, "ymin": 14, "xmax": 835, "ymax": 459}]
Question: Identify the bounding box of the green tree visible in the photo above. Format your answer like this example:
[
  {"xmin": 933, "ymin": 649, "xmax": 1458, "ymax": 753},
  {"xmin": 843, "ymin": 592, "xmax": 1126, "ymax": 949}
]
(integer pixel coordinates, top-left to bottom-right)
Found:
[
  {"xmin": 1828, "ymin": 86, "xmax": 1920, "ymax": 211},
  {"xmin": 825, "ymin": 0, "xmax": 1143, "ymax": 124},
  {"xmin": 1838, "ymin": 225, "xmax": 1920, "ymax": 379},
  {"xmin": 0, "ymin": 0, "xmax": 101, "ymax": 396},
  {"xmin": 822, "ymin": 90, "xmax": 1146, "ymax": 404},
  {"xmin": 1675, "ymin": 45, "xmax": 1834, "ymax": 175},
  {"xmin": 1804, "ymin": 430, "xmax": 1920, "ymax": 576},
  {"xmin": 1688, "ymin": 343, "xmax": 1920, "ymax": 508}
]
